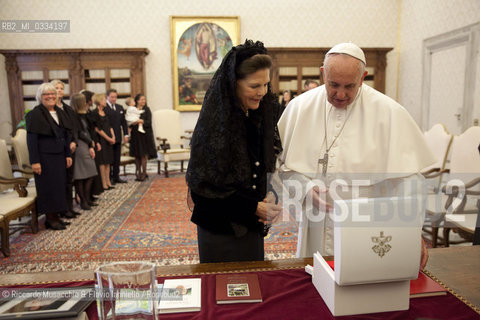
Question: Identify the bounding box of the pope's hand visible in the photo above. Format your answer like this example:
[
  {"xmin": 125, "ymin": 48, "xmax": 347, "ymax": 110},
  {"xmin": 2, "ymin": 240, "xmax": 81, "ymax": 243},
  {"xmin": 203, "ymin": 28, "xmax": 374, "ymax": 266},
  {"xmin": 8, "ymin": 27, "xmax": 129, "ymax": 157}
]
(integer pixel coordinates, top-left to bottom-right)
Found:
[{"xmin": 307, "ymin": 185, "xmax": 333, "ymax": 212}]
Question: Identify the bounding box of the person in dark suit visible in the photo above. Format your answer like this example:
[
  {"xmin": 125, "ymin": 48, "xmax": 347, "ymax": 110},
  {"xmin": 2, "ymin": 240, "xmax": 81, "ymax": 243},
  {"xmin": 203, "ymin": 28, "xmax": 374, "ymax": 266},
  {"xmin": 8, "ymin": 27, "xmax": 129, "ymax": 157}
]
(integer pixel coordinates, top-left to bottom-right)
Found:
[
  {"xmin": 26, "ymin": 83, "xmax": 73, "ymax": 230},
  {"xmin": 51, "ymin": 79, "xmax": 80, "ymax": 219},
  {"xmin": 105, "ymin": 89, "xmax": 128, "ymax": 184}
]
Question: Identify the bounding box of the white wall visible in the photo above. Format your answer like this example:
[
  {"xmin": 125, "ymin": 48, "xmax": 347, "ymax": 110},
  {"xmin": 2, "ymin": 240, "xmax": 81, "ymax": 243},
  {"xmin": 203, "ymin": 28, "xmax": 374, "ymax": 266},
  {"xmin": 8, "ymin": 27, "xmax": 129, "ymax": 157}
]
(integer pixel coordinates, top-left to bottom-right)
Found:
[
  {"xmin": 397, "ymin": 0, "xmax": 480, "ymax": 128},
  {"xmin": 0, "ymin": 0, "xmax": 400, "ymax": 142}
]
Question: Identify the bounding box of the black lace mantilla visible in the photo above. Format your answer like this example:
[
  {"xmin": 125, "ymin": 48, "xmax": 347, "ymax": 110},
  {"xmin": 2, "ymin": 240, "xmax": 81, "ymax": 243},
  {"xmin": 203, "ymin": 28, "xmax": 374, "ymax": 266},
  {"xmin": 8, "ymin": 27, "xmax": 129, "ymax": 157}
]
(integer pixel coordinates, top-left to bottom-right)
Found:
[{"xmin": 186, "ymin": 40, "xmax": 282, "ymax": 199}]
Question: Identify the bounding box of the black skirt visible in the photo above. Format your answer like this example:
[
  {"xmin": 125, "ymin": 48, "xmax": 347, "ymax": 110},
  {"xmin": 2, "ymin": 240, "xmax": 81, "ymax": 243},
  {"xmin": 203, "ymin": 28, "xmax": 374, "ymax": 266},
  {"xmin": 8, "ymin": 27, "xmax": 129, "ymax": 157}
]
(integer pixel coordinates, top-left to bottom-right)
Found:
[
  {"xmin": 129, "ymin": 124, "xmax": 157, "ymax": 159},
  {"xmin": 96, "ymin": 139, "xmax": 113, "ymax": 165},
  {"xmin": 34, "ymin": 152, "xmax": 67, "ymax": 214},
  {"xmin": 196, "ymin": 225, "xmax": 264, "ymax": 263}
]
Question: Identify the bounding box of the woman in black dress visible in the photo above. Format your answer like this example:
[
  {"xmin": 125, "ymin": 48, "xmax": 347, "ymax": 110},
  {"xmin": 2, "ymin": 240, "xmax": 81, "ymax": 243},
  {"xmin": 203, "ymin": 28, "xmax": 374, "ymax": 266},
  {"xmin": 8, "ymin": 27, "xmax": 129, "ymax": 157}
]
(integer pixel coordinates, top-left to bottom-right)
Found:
[
  {"xmin": 26, "ymin": 83, "xmax": 73, "ymax": 230},
  {"xmin": 186, "ymin": 40, "xmax": 284, "ymax": 263},
  {"xmin": 91, "ymin": 93, "xmax": 115, "ymax": 190},
  {"xmin": 128, "ymin": 94, "xmax": 156, "ymax": 181}
]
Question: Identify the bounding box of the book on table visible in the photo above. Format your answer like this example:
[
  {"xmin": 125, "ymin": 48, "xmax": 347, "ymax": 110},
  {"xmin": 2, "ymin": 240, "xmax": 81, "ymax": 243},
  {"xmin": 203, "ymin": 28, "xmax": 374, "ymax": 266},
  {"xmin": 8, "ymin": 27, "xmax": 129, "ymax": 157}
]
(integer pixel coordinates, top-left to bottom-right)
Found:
[
  {"xmin": 158, "ymin": 278, "xmax": 201, "ymax": 314},
  {"xmin": 410, "ymin": 272, "xmax": 447, "ymax": 298},
  {"xmin": 216, "ymin": 273, "xmax": 262, "ymax": 304},
  {"xmin": 325, "ymin": 260, "xmax": 446, "ymax": 298}
]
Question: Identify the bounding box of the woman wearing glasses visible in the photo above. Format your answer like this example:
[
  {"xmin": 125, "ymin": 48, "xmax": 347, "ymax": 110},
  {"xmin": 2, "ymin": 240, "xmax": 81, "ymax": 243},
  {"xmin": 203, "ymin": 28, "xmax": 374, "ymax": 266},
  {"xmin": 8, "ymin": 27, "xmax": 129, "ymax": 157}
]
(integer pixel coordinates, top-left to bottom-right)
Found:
[{"xmin": 26, "ymin": 83, "xmax": 73, "ymax": 230}]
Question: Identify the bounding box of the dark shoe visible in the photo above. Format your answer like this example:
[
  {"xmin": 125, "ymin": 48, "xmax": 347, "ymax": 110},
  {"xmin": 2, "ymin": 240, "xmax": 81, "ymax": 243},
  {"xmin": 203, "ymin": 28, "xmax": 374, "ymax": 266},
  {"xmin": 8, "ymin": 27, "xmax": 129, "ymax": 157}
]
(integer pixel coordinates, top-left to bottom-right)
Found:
[
  {"xmin": 115, "ymin": 178, "xmax": 127, "ymax": 184},
  {"xmin": 45, "ymin": 220, "xmax": 66, "ymax": 230},
  {"xmin": 88, "ymin": 201, "xmax": 98, "ymax": 207},
  {"xmin": 71, "ymin": 209, "xmax": 81, "ymax": 216},
  {"xmin": 61, "ymin": 211, "xmax": 76, "ymax": 219},
  {"xmin": 59, "ymin": 220, "xmax": 71, "ymax": 226},
  {"xmin": 80, "ymin": 202, "xmax": 92, "ymax": 210}
]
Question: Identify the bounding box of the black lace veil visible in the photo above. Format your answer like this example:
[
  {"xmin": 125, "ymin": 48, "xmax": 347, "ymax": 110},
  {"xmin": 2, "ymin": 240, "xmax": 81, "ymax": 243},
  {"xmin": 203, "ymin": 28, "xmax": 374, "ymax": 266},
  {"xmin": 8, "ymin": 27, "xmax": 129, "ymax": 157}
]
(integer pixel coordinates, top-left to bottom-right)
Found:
[{"xmin": 186, "ymin": 40, "xmax": 282, "ymax": 199}]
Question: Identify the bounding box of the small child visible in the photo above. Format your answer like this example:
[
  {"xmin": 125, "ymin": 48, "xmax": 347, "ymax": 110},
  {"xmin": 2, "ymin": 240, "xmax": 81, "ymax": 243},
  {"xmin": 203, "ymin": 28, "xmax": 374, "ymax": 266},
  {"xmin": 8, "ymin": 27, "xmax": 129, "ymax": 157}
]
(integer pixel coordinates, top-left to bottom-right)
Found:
[{"xmin": 125, "ymin": 97, "xmax": 145, "ymax": 134}]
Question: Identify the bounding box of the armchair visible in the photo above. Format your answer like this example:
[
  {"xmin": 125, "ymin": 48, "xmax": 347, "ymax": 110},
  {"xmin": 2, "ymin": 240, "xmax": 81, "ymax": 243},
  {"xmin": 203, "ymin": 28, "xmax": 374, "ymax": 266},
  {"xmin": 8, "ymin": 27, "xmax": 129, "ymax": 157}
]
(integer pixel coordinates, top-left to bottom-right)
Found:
[
  {"xmin": 422, "ymin": 124, "xmax": 454, "ymax": 246},
  {"xmin": 0, "ymin": 139, "xmax": 38, "ymax": 257},
  {"xmin": 11, "ymin": 128, "xmax": 34, "ymax": 179},
  {"xmin": 441, "ymin": 126, "xmax": 480, "ymax": 246},
  {"xmin": 425, "ymin": 126, "xmax": 480, "ymax": 247},
  {"xmin": 120, "ymin": 143, "xmax": 136, "ymax": 176},
  {"xmin": 152, "ymin": 110, "xmax": 191, "ymax": 177}
]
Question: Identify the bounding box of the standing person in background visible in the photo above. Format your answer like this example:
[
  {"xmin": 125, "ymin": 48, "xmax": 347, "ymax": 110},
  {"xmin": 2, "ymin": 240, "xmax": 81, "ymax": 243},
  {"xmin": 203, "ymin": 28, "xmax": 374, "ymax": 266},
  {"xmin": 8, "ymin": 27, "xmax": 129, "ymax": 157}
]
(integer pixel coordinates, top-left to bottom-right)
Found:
[
  {"xmin": 80, "ymin": 89, "xmax": 95, "ymax": 111},
  {"xmin": 186, "ymin": 40, "xmax": 284, "ymax": 263},
  {"xmin": 303, "ymin": 79, "xmax": 319, "ymax": 91},
  {"xmin": 105, "ymin": 89, "xmax": 128, "ymax": 184},
  {"xmin": 80, "ymin": 90, "xmax": 103, "ymax": 200},
  {"xmin": 26, "ymin": 83, "xmax": 72, "ymax": 230},
  {"xmin": 280, "ymin": 90, "xmax": 292, "ymax": 113},
  {"xmin": 70, "ymin": 93, "xmax": 98, "ymax": 210},
  {"xmin": 125, "ymin": 97, "xmax": 145, "ymax": 134},
  {"xmin": 91, "ymin": 93, "xmax": 115, "ymax": 191},
  {"xmin": 128, "ymin": 94, "xmax": 157, "ymax": 181},
  {"xmin": 51, "ymin": 79, "xmax": 80, "ymax": 219}
]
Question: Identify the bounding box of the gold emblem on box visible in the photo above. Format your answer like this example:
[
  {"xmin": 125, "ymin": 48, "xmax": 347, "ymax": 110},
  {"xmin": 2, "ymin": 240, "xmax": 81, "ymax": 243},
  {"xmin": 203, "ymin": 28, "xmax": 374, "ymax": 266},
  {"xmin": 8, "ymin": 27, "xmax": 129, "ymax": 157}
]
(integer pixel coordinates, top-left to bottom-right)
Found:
[{"xmin": 371, "ymin": 231, "xmax": 392, "ymax": 257}]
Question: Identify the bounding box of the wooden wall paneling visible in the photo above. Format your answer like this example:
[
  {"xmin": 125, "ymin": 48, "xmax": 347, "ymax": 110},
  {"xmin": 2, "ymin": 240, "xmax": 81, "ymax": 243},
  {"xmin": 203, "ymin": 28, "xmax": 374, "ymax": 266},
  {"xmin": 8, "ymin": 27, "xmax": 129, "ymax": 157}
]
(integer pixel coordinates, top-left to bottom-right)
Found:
[
  {"xmin": 1, "ymin": 48, "xmax": 149, "ymax": 135},
  {"xmin": 268, "ymin": 47, "xmax": 392, "ymax": 98}
]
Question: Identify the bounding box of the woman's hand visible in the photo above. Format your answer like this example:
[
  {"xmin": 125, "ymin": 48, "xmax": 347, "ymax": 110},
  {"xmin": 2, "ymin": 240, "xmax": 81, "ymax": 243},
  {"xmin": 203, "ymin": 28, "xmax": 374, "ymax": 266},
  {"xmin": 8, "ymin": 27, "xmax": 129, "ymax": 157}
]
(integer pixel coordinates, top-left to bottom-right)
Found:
[
  {"xmin": 70, "ymin": 141, "xmax": 77, "ymax": 153},
  {"xmin": 66, "ymin": 157, "xmax": 72, "ymax": 168},
  {"xmin": 109, "ymin": 136, "xmax": 116, "ymax": 145},
  {"xmin": 96, "ymin": 142, "xmax": 102, "ymax": 151},
  {"xmin": 32, "ymin": 163, "xmax": 41, "ymax": 175},
  {"xmin": 89, "ymin": 147, "xmax": 95, "ymax": 159},
  {"xmin": 256, "ymin": 192, "xmax": 284, "ymax": 225}
]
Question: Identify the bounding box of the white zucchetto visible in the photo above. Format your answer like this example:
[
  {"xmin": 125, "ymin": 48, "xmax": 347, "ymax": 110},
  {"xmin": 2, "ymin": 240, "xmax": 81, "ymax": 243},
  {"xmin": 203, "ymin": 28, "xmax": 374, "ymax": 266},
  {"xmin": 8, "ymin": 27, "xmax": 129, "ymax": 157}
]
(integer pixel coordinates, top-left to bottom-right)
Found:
[{"xmin": 326, "ymin": 42, "xmax": 366, "ymax": 65}]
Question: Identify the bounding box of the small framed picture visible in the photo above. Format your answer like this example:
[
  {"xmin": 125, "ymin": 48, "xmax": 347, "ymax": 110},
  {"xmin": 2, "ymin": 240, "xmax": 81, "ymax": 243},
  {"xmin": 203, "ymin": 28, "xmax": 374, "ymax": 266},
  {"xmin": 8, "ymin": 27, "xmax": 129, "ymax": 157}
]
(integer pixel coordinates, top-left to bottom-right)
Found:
[
  {"xmin": 227, "ymin": 283, "xmax": 250, "ymax": 297},
  {"xmin": 0, "ymin": 287, "xmax": 93, "ymax": 319}
]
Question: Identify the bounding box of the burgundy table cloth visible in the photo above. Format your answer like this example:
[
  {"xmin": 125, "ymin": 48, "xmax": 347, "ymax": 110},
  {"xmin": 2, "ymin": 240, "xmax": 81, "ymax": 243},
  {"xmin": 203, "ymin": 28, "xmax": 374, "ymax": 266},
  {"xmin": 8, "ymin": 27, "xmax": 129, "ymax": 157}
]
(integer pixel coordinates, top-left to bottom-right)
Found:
[{"xmin": 6, "ymin": 268, "xmax": 480, "ymax": 320}]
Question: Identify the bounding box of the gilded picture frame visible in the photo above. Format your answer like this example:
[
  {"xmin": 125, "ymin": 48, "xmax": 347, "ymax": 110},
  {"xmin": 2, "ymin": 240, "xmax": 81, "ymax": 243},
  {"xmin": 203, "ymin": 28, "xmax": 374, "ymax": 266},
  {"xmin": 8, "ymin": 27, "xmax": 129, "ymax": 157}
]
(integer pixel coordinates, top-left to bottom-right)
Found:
[{"xmin": 170, "ymin": 16, "xmax": 240, "ymax": 111}]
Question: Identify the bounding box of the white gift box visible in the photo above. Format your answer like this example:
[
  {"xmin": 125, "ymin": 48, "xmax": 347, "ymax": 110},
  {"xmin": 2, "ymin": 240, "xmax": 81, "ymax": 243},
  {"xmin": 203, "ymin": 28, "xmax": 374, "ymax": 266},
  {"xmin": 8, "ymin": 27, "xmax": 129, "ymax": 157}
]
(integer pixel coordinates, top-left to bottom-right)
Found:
[{"xmin": 311, "ymin": 197, "xmax": 423, "ymax": 316}]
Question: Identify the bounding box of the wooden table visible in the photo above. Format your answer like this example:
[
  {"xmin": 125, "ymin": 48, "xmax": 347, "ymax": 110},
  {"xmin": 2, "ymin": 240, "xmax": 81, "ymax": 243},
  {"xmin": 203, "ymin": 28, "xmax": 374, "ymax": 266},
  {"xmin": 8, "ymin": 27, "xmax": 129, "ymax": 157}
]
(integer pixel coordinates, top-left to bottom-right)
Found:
[
  {"xmin": 0, "ymin": 258, "xmax": 314, "ymax": 286},
  {"xmin": 0, "ymin": 252, "xmax": 480, "ymax": 313},
  {"xmin": 1, "ymin": 248, "xmax": 479, "ymax": 312},
  {"xmin": 425, "ymin": 246, "xmax": 480, "ymax": 311}
]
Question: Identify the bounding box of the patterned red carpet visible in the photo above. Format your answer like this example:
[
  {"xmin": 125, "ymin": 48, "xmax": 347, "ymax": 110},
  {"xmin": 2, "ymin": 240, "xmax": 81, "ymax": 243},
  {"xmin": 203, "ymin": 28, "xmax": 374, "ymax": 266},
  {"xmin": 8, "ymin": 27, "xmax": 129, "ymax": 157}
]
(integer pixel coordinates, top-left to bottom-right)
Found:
[{"xmin": 0, "ymin": 174, "xmax": 296, "ymax": 274}]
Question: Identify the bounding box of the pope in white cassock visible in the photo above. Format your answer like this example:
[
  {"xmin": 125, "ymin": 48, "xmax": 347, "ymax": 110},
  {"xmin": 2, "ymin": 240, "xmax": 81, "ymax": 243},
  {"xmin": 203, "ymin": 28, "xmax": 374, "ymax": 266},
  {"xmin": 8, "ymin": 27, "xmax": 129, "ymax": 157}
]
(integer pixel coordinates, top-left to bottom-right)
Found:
[{"xmin": 277, "ymin": 43, "xmax": 436, "ymax": 268}]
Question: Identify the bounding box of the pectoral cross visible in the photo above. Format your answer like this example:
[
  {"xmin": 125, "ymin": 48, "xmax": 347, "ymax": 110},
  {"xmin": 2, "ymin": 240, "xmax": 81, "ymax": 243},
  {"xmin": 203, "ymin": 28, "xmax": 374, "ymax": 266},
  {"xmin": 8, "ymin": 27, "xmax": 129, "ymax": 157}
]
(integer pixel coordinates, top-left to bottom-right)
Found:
[{"xmin": 318, "ymin": 152, "xmax": 328, "ymax": 176}]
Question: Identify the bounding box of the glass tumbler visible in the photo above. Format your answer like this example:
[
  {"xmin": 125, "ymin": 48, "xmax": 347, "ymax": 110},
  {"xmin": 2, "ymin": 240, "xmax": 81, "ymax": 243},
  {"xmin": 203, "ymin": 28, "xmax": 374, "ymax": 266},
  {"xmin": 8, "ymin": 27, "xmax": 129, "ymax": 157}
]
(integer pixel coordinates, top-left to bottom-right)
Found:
[{"xmin": 95, "ymin": 261, "xmax": 158, "ymax": 320}]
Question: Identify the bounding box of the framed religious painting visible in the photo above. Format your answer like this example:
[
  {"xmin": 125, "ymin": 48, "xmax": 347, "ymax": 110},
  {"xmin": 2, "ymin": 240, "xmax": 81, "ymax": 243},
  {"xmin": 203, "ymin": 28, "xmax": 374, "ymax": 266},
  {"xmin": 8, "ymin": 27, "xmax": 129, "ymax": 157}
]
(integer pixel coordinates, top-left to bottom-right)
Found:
[{"xmin": 170, "ymin": 16, "xmax": 240, "ymax": 111}]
